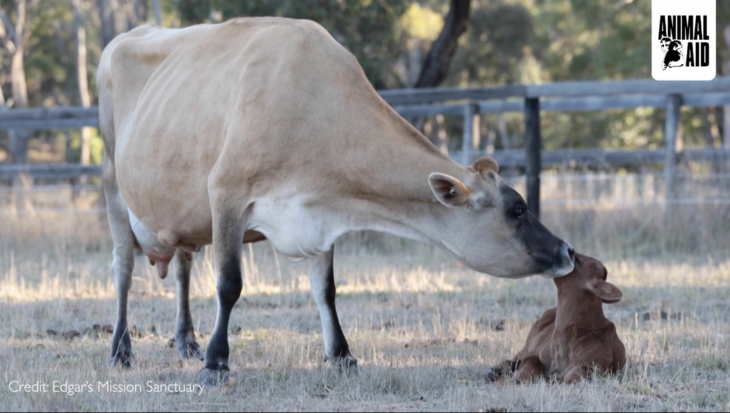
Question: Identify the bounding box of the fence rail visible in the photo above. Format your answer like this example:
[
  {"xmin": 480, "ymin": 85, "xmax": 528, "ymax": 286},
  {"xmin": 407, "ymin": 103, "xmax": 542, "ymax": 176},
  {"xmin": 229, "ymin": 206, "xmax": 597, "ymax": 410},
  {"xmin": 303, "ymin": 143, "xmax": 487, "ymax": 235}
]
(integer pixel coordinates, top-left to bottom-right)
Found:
[
  {"xmin": 2, "ymin": 76, "xmax": 730, "ymax": 217},
  {"xmin": 0, "ymin": 107, "xmax": 98, "ymax": 130},
  {"xmin": 2, "ymin": 148, "xmax": 727, "ymax": 182},
  {"xmin": 0, "ymin": 164, "xmax": 101, "ymax": 180}
]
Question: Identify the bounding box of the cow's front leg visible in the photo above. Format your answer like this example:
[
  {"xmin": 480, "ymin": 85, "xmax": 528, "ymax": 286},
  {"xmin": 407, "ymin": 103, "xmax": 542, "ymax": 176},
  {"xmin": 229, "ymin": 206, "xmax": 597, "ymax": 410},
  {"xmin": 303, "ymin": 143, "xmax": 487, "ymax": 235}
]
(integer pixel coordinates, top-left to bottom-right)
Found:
[
  {"xmin": 173, "ymin": 249, "xmax": 204, "ymax": 360},
  {"xmin": 308, "ymin": 245, "xmax": 357, "ymax": 371},
  {"xmin": 199, "ymin": 210, "xmax": 244, "ymax": 385}
]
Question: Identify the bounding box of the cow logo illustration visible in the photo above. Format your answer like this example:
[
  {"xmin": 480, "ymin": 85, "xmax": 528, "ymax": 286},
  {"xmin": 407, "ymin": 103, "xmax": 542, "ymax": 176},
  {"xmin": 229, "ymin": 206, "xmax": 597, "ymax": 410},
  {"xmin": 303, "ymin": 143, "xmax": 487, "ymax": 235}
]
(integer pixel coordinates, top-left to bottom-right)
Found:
[
  {"xmin": 661, "ymin": 38, "xmax": 683, "ymax": 70},
  {"xmin": 652, "ymin": 0, "xmax": 715, "ymax": 81}
]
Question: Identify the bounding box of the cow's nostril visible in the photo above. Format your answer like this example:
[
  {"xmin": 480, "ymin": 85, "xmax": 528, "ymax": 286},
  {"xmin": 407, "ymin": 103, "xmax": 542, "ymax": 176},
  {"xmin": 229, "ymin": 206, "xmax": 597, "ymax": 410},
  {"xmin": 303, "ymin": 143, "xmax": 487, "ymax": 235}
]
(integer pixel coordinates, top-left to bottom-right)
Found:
[{"xmin": 562, "ymin": 242, "xmax": 575, "ymax": 262}]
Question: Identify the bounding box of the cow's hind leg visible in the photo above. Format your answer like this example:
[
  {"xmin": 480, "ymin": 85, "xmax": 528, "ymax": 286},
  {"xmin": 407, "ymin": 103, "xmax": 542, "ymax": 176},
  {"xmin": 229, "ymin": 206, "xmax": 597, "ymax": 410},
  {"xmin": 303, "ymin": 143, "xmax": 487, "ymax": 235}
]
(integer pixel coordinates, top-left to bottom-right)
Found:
[
  {"xmin": 308, "ymin": 246, "xmax": 357, "ymax": 371},
  {"xmin": 173, "ymin": 249, "xmax": 204, "ymax": 360},
  {"xmin": 103, "ymin": 155, "xmax": 136, "ymax": 367},
  {"xmin": 199, "ymin": 208, "xmax": 245, "ymax": 385}
]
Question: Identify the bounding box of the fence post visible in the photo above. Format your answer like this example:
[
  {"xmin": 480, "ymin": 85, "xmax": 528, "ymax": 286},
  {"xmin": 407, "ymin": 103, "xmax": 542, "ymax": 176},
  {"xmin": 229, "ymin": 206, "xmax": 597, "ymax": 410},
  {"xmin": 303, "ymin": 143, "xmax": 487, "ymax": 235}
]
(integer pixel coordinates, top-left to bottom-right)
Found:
[
  {"xmin": 664, "ymin": 94, "xmax": 681, "ymax": 199},
  {"xmin": 524, "ymin": 97, "xmax": 541, "ymax": 219},
  {"xmin": 462, "ymin": 103, "xmax": 480, "ymax": 165}
]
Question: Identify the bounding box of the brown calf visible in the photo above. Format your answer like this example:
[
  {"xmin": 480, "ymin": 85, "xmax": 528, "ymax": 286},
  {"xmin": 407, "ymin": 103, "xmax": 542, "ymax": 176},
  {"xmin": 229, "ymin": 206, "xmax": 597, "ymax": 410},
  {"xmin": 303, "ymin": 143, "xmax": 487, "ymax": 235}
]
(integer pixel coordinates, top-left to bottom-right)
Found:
[{"xmin": 488, "ymin": 253, "xmax": 626, "ymax": 383}]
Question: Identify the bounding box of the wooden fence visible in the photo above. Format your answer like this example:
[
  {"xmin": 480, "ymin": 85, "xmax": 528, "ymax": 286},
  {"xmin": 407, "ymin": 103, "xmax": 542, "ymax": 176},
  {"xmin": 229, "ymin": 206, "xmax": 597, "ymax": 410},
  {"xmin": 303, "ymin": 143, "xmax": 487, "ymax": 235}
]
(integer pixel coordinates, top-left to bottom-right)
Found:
[
  {"xmin": 2, "ymin": 77, "xmax": 730, "ymax": 217},
  {"xmin": 380, "ymin": 77, "xmax": 730, "ymax": 217}
]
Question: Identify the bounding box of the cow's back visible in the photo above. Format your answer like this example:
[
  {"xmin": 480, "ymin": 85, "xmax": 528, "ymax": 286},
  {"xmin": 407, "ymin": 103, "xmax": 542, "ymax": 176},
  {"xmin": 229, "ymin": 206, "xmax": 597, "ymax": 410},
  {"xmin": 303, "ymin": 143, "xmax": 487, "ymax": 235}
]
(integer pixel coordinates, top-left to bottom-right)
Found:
[{"xmin": 99, "ymin": 18, "xmax": 377, "ymax": 247}]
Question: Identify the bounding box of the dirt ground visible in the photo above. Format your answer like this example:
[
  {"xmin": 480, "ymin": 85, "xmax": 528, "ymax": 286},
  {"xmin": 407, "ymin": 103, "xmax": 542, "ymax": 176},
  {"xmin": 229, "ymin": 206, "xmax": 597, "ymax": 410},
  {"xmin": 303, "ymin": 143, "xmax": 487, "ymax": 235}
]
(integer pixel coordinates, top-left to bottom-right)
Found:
[{"xmin": 1, "ymin": 196, "xmax": 729, "ymax": 411}]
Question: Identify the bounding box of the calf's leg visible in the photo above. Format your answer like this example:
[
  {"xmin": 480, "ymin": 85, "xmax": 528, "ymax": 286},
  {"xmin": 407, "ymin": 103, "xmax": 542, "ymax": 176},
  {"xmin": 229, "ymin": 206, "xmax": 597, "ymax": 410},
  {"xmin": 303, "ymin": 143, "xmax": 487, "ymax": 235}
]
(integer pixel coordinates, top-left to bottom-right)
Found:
[
  {"xmin": 486, "ymin": 359, "xmax": 516, "ymax": 381},
  {"xmin": 563, "ymin": 365, "xmax": 596, "ymax": 384},
  {"xmin": 308, "ymin": 245, "xmax": 357, "ymax": 370},
  {"xmin": 173, "ymin": 249, "xmax": 204, "ymax": 360},
  {"xmin": 514, "ymin": 355, "xmax": 544, "ymax": 383}
]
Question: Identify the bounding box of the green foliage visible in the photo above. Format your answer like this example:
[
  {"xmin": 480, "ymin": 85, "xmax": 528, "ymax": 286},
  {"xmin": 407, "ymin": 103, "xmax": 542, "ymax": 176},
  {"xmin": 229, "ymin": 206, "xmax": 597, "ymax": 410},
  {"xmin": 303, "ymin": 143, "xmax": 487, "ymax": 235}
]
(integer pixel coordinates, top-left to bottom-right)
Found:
[
  {"xmin": 451, "ymin": 1, "xmax": 535, "ymax": 85},
  {"xmin": 67, "ymin": 128, "xmax": 104, "ymax": 165},
  {"xmin": 177, "ymin": 0, "xmax": 410, "ymax": 89},
  {"xmin": 442, "ymin": 0, "xmax": 729, "ymax": 153},
  {"xmin": 2, "ymin": 0, "xmax": 730, "ymax": 164}
]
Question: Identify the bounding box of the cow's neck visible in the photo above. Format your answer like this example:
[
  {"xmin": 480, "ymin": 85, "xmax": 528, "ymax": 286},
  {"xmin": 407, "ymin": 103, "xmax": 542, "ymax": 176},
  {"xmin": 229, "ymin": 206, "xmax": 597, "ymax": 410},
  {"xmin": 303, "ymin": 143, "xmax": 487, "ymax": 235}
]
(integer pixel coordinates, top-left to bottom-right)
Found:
[{"xmin": 332, "ymin": 112, "xmax": 469, "ymax": 250}]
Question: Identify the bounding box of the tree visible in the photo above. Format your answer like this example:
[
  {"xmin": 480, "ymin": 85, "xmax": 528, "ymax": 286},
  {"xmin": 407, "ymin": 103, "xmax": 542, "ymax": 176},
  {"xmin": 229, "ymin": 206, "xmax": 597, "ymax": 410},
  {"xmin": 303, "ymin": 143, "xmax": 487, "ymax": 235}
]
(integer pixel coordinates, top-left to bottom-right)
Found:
[
  {"xmin": 72, "ymin": 0, "xmax": 91, "ymax": 167},
  {"xmin": 414, "ymin": 0, "xmax": 470, "ymax": 89},
  {"xmin": 176, "ymin": 0, "xmax": 410, "ymax": 89},
  {"xmin": 0, "ymin": 0, "xmax": 39, "ymax": 163}
]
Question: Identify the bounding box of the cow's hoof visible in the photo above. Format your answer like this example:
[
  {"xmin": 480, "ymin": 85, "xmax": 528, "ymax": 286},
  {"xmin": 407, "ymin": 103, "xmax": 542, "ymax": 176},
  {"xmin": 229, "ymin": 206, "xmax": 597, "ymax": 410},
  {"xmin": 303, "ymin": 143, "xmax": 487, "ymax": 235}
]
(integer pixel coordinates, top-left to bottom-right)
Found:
[
  {"xmin": 177, "ymin": 339, "xmax": 204, "ymax": 361},
  {"xmin": 108, "ymin": 352, "xmax": 134, "ymax": 369},
  {"xmin": 199, "ymin": 367, "xmax": 232, "ymax": 386},
  {"xmin": 329, "ymin": 355, "xmax": 358, "ymax": 376}
]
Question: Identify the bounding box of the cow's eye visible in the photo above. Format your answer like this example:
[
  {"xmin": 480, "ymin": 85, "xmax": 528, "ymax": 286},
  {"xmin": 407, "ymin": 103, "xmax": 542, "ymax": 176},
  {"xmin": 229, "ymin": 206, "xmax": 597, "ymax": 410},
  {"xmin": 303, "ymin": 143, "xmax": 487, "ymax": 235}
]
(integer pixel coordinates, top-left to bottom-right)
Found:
[{"xmin": 512, "ymin": 205, "xmax": 525, "ymax": 219}]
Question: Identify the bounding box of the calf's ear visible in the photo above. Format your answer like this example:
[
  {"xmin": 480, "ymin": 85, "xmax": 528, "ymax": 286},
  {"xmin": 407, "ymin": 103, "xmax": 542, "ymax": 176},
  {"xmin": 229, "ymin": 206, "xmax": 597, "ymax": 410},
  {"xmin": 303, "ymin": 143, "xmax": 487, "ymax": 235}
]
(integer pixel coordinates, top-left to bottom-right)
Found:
[{"xmin": 587, "ymin": 280, "xmax": 623, "ymax": 304}]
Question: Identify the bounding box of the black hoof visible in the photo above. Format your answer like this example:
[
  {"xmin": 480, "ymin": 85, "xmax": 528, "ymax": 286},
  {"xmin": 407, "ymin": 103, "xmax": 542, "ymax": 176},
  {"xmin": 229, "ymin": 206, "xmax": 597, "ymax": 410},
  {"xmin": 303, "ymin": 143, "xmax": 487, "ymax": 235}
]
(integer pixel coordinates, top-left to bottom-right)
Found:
[
  {"xmin": 328, "ymin": 354, "xmax": 359, "ymax": 376},
  {"xmin": 199, "ymin": 367, "xmax": 231, "ymax": 386},
  {"xmin": 109, "ymin": 352, "xmax": 134, "ymax": 368},
  {"xmin": 176, "ymin": 339, "xmax": 205, "ymax": 361}
]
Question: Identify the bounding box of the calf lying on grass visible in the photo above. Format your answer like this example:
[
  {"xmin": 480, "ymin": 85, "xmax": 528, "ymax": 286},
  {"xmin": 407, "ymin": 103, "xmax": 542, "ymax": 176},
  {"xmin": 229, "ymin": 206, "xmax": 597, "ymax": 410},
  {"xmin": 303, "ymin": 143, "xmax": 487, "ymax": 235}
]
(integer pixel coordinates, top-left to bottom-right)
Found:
[{"xmin": 488, "ymin": 253, "xmax": 625, "ymax": 383}]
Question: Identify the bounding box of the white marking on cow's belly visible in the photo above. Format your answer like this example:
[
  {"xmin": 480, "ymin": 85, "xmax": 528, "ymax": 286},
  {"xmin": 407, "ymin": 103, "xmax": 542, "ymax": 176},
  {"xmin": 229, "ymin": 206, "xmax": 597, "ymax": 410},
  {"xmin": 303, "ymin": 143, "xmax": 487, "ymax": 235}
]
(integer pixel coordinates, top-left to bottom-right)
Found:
[
  {"xmin": 248, "ymin": 197, "xmax": 340, "ymax": 260},
  {"xmin": 128, "ymin": 208, "xmax": 176, "ymax": 258}
]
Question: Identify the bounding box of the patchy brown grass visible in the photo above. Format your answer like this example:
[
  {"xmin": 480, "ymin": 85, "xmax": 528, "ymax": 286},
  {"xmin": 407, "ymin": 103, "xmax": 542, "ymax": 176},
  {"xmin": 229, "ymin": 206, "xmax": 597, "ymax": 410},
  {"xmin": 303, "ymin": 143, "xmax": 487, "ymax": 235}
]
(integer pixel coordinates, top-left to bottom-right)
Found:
[{"xmin": 1, "ymin": 174, "xmax": 729, "ymax": 411}]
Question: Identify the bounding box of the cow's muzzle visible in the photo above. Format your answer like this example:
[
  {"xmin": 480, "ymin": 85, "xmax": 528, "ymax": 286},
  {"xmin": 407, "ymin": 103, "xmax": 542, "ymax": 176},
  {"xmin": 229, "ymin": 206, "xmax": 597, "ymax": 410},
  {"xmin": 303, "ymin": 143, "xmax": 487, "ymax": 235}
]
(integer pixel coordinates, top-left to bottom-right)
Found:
[{"xmin": 541, "ymin": 242, "xmax": 575, "ymax": 279}]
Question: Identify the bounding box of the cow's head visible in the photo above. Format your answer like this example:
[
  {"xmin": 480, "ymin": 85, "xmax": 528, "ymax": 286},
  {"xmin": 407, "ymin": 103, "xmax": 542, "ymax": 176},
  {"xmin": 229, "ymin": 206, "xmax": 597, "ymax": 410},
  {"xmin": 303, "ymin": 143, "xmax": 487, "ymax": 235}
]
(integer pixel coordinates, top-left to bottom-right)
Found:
[
  {"xmin": 428, "ymin": 156, "xmax": 574, "ymax": 278},
  {"xmin": 554, "ymin": 253, "xmax": 622, "ymax": 304}
]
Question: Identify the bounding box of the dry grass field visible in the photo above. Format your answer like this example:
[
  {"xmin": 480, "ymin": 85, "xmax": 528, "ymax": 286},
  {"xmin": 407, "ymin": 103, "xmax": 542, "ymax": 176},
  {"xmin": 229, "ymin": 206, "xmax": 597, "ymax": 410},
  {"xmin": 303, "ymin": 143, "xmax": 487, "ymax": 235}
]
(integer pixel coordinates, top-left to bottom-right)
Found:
[{"xmin": 1, "ymin": 173, "xmax": 729, "ymax": 411}]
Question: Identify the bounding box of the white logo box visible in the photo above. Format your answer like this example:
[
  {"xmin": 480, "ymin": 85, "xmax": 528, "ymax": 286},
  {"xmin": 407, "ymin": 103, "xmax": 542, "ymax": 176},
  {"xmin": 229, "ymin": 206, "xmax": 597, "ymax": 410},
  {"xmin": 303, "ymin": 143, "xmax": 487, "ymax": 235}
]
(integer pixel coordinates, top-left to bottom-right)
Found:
[{"xmin": 652, "ymin": 0, "xmax": 716, "ymax": 81}]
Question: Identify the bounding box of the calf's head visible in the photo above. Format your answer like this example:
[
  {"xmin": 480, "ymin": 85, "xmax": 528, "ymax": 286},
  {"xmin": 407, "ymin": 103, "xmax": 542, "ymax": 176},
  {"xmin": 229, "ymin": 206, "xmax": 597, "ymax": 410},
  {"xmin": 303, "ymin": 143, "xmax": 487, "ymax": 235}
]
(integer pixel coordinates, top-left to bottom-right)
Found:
[
  {"xmin": 428, "ymin": 156, "xmax": 574, "ymax": 279},
  {"xmin": 553, "ymin": 253, "xmax": 622, "ymax": 303}
]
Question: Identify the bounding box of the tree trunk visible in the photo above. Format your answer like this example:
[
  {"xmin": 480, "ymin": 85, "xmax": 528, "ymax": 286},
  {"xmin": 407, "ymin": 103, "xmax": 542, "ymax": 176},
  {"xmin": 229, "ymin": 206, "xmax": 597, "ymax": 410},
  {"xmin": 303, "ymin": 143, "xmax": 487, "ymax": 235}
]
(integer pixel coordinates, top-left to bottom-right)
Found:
[
  {"xmin": 703, "ymin": 107, "xmax": 721, "ymax": 172},
  {"xmin": 73, "ymin": 0, "xmax": 92, "ymax": 169},
  {"xmin": 413, "ymin": 0, "xmax": 471, "ymax": 89},
  {"xmin": 5, "ymin": 0, "xmax": 32, "ymax": 208},
  {"xmin": 11, "ymin": 0, "xmax": 28, "ymax": 109},
  {"xmin": 7, "ymin": 0, "xmax": 29, "ymax": 164},
  {"xmin": 486, "ymin": 123, "xmax": 496, "ymax": 154},
  {"xmin": 434, "ymin": 114, "xmax": 449, "ymax": 154},
  {"xmin": 702, "ymin": 107, "xmax": 719, "ymax": 148},
  {"xmin": 97, "ymin": 0, "xmax": 118, "ymax": 49},
  {"xmin": 722, "ymin": 25, "xmax": 730, "ymax": 149},
  {"xmin": 126, "ymin": 0, "xmax": 139, "ymax": 31},
  {"xmin": 153, "ymin": 0, "xmax": 161, "ymax": 25},
  {"xmin": 497, "ymin": 112, "xmax": 510, "ymax": 150},
  {"xmin": 408, "ymin": 0, "xmax": 471, "ymax": 133}
]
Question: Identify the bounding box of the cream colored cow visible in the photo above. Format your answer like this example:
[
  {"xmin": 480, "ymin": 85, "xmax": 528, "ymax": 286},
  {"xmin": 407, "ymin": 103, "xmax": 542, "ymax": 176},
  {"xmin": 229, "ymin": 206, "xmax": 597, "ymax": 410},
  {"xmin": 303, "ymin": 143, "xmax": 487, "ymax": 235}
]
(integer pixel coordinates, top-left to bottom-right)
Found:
[{"xmin": 97, "ymin": 17, "xmax": 575, "ymax": 384}]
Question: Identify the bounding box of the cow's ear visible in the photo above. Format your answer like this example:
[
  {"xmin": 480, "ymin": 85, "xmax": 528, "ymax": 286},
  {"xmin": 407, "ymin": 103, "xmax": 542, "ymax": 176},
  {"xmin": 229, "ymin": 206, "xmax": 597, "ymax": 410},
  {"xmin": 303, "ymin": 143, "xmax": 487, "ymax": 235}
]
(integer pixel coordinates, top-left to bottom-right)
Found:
[
  {"xmin": 586, "ymin": 279, "xmax": 623, "ymax": 304},
  {"xmin": 428, "ymin": 173, "xmax": 473, "ymax": 208},
  {"xmin": 472, "ymin": 156, "xmax": 499, "ymax": 179}
]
